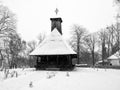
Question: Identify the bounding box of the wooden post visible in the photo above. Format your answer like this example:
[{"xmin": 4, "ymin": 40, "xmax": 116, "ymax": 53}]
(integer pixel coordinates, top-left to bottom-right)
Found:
[
  {"xmin": 36, "ymin": 56, "xmax": 38, "ymax": 69},
  {"xmin": 68, "ymin": 55, "xmax": 72, "ymax": 67},
  {"xmin": 47, "ymin": 56, "xmax": 48, "ymax": 67},
  {"xmin": 36, "ymin": 56, "xmax": 38, "ymax": 63},
  {"xmin": 69, "ymin": 55, "xmax": 71, "ymax": 65},
  {"xmin": 57, "ymin": 55, "xmax": 59, "ymax": 68},
  {"xmin": 66, "ymin": 55, "xmax": 69, "ymax": 68}
]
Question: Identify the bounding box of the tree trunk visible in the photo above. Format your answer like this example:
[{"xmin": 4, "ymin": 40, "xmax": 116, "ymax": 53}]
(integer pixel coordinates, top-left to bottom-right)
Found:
[
  {"xmin": 77, "ymin": 36, "xmax": 80, "ymax": 64},
  {"xmin": 0, "ymin": 50, "xmax": 3, "ymax": 60},
  {"xmin": 91, "ymin": 50, "xmax": 95, "ymax": 66},
  {"xmin": 102, "ymin": 40, "xmax": 106, "ymax": 66}
]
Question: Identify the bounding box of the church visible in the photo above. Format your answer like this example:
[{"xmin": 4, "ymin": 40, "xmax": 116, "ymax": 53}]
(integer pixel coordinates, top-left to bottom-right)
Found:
[{"xmin": 30, "ymin": 9, "xmax": 77, "ymax": 70}]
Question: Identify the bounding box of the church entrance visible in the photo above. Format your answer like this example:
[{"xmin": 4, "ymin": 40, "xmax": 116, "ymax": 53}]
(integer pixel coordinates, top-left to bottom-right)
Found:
[{"xmin": 47, "ymin": 56, "xmax": 58, "ymax": 68}]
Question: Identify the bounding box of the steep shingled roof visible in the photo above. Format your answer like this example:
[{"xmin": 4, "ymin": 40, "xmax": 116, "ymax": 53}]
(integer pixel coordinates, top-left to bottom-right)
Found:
[{"xmin": 30, "ymin": 28, "xmax": 76, "ymax": 55}]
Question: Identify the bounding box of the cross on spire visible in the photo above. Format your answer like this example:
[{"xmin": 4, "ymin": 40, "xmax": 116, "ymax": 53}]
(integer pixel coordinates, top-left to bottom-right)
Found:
[{"xmin": 55, "ymin": 8, "xmax": 59, "ymax": 15}]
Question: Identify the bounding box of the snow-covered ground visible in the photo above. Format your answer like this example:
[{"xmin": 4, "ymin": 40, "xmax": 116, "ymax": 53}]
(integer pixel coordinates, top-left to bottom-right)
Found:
[{"xmin": 0, "ymin": 67, "xmax": 120, "ymax": 90}]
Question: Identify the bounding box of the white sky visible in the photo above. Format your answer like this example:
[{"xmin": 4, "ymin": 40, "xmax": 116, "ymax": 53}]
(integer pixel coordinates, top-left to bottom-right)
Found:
[{"xmin": 0, "ymin": 0, "xmax": 117, "ymax": 41}]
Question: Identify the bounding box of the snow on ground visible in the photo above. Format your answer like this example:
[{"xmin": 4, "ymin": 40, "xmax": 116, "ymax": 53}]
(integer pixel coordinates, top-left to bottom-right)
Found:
[{"xmin": 0, "ymin": 68, "xmax": 120, "ymax": 90}]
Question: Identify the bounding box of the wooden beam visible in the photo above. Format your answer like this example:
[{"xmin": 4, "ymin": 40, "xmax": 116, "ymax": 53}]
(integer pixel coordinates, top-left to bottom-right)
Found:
[{"xmin": 57, "ymin": 55, "xmax": 59, "ymax": 67}]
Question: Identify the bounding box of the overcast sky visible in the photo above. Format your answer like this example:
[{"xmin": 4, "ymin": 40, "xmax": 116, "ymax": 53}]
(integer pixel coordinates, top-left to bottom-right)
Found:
[{"xmin": 0, "ymin": 0, "xmax": 117, "ymax": 41}]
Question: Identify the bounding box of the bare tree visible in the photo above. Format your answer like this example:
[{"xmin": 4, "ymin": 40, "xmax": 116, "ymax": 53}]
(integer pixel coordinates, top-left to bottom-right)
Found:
[
  {"xmin": 20, "ymin": 40, "xmax": 27, "ymax": 57},
  {"xmin": 98, "ymin": 29, "xmax": 108, "ymax": 65},
  {"xmin": 27, "ymin": 41, "xmax": 37, "ymax": 53},
  {"xmin": 9, "ymin": 32, "xmax": 24, "ymax": 68},
  {"xmin": 97, "ymin": 24, "xmax": 120, "ymax": 65},
  {"xmin": 114, "ymin": 0, "xmax": 120, "ymax": 53},
  {"xmin": 70, "ymin": 24, "xmax": 87, "ymax": 64},
  {"xmin": 27, "ymin": 40, "xmax": 37, "ymax": 67},
  {"xmin": 0, "ymin": 5, "xmax": 16, "ymax": 34},
  {"xmin": 106, "ymin": 25, "xmax": 117, "ymax": 55},
  {"xmin": 84, "ymin": 33, "xmax": 97, "ymax": 66},
  {"xmin": 0, "ymin": 5, "xmax": 16, "ymax": 68},
  {"xmin": 37, "ymin": 33, "xmax": 46, "ymax": 44}
]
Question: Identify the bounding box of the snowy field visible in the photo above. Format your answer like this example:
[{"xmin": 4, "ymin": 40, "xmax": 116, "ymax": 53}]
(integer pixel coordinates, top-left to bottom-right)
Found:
[{"xmin": 0, "ymin": 68, "xmax": 120, "ymax": 90}]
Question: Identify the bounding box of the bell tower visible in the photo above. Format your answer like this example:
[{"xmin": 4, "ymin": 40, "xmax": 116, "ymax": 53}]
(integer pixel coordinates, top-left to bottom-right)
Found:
[{"xmin": 50, "ymin": 8, "xmax": 63, "ymax": 35}]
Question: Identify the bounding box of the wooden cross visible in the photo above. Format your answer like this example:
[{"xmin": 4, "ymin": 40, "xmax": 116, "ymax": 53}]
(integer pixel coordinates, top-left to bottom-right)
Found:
[{"xmin": 55, "ymin": 8, "xmax": 59, "ymax": 15}]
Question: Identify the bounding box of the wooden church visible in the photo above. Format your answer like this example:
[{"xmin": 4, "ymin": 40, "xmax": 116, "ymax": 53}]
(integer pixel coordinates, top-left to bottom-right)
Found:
[{"xmin": 30, "ymin": 10, "xmax": 77, "ymax": 70}]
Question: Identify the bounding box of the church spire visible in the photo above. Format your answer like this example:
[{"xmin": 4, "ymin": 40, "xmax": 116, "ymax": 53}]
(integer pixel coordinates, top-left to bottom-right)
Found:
[{"xmin": 50, "ymin": 8, "xmax": 63, "ymax": 35}]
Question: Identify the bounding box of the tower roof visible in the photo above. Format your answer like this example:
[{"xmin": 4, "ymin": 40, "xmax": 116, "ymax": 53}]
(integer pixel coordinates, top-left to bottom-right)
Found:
[
  {"xmin": 50, "ymin": 17, "xmax": 63, "ymax": 34},
  {"xmin": 30, "ymin": 28, "xmax": 76, "ymax": 55},
  {"xmin": 50, "ymin": 18, "xmax": 62, "ymax": 23}
]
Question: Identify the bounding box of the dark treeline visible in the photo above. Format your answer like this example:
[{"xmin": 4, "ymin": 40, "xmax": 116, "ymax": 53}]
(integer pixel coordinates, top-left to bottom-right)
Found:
[{"xmin": 69, "ymin": 22, "xmax": 120, "ymax": 66}]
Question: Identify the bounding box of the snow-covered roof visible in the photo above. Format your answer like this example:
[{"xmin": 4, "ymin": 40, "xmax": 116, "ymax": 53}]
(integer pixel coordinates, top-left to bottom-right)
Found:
[
  {"xmin": 30, "ymin": 28, "xmax": 76, "ymax": 55},
  {"xmin": 108, "ymin": 55, "xmax": 118, "ymax": 60},
  {"xmin": 107, "ymin": 51, "xmax": 120, "ymax": 60}
]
